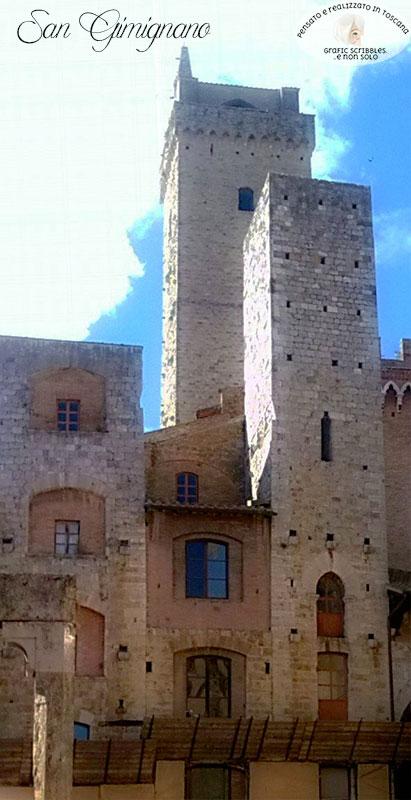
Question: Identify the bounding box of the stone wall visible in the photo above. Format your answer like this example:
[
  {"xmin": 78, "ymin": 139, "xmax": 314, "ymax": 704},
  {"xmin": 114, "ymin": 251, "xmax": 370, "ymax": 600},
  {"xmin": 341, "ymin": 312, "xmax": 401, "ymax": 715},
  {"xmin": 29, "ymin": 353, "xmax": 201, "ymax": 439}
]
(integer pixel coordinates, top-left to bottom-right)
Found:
[
  {"xmin": 244, "ymin": 174, "xmax": 391, "ymax": 720},
  {"xmin": 0, "ymin": 336, "xmax": 146, "ymax": 731},
  {"xmin": 381, "ymin": 340, "xmax": 411, "ymax": 572}
]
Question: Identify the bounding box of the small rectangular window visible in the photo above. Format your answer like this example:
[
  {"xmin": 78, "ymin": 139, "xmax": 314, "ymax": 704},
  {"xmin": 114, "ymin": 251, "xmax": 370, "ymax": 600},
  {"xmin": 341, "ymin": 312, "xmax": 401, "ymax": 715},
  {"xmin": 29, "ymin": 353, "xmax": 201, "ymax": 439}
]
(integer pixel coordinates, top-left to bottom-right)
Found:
[
  {"xmin": 177, "ymin": 472, "xmax": 198, "ymax": 504},
  {"xmin": 57, "ymin": 399, "xmax": 80, "ymax": 432},
  {"xmin": 55, "ymin": 521, "xmax": 80, "ymax": 556},
  {"xmin": 74, "ymin": 722, "xmax": 90, "ymax": 740}
]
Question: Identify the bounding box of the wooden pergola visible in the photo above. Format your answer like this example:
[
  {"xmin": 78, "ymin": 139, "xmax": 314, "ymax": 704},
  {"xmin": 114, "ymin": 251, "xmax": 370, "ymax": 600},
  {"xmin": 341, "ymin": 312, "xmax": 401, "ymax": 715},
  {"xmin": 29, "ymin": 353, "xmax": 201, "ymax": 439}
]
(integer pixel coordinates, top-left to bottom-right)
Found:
[{"xmin": 0, "ymin": 718, "xmax": 410, "ymax": 786}]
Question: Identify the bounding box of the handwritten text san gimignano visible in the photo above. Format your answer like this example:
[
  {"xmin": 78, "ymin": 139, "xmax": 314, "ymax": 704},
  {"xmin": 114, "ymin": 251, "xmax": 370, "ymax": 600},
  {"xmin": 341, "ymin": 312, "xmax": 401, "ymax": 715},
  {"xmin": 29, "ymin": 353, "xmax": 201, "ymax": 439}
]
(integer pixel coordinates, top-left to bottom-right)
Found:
[{"xmin": 17, "ymin": 9, "xmax": 211, "ymax": 52}]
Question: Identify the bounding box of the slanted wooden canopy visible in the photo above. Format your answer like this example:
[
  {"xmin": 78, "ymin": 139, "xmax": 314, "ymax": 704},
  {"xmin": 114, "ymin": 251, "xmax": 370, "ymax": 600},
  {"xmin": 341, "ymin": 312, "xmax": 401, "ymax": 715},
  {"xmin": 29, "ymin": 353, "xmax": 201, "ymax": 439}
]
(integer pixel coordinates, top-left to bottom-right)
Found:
[
  {"xmin": 1, "ymin": 718, "xmax": 410, "ymax": 786},
  {"xmin": 139, "ymin": 717, "xmax": 411, "ymax": 766}
]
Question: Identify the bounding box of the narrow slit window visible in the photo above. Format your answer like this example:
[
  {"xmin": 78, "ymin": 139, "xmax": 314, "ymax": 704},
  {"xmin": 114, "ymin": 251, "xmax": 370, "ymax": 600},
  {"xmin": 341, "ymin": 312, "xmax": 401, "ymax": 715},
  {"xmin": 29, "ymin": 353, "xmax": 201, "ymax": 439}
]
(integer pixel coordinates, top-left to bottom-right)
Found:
[{"xmin": 321, "ymin": 412, "xmax": 332, "ymax": 462}]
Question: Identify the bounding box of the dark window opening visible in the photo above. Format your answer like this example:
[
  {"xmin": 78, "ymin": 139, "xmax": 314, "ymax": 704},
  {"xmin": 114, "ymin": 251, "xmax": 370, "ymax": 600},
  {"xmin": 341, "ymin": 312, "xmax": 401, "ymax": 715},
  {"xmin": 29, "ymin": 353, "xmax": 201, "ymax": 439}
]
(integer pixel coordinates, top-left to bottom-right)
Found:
[
  {"xmin": 285, "ymin": 252, "xmax": 290, "ymax": 259},
  {"xmin": 222, "ymin": 98, "xmax": 256, "ymax": 108},
  {"xmin": 186, "ymin": 540, "xmax": 228, "ymax": 599},
  {"xmin": 352, "ymin": 203, "xmax": 357, "ymax": 209},
  {"xmin": 177, "ymin": 472, "xmax": 199, "ymax": 505},
  {"xmin": 321, "ymin": 412, "xmax": 332, "ymax": 462},
  {"xmin": 320, "ymin": 256, "xmax": 326, "ymax": 265},
  {"xmin": 354, "ymin": 260, "xmax": 359, "ymax": 268},
  {"xmin": 187, "ymin": 765, "xmax": 246, "ymax": 800},
  {"xmin": 320, "ymin": 766, "xmax": 350, "ymax": 800},
  {"xmin": 317, "ymin": 572, "xmax": 345, "ymax": 637},
  {"xmin": 319, "ymin": 199, "xmax": 323, "ymax": 206},
  {"xmin": 57, "ymin": 399, "xmax": 80, "ymax": 432},
  {"xmin": 74, "ymin": 722, "xmax": 90, "ymax": 740},
  {"xmin": 287, "ymin": 354, "xmax": 293, "ymax": 361},
  {"xmin": 186, "ymin": 655, "xmax": 231, "ymax": 718},
  {"xmin": 332, "ymin": 359, "xmax": 338, "ymax": 367},
  {"xmin": 286, "ymin": 300, "xmax": 291, "ymax": 308},
  {"xmin": 238, "ymin": 187, "xmax": 254, "ymax": 211}
]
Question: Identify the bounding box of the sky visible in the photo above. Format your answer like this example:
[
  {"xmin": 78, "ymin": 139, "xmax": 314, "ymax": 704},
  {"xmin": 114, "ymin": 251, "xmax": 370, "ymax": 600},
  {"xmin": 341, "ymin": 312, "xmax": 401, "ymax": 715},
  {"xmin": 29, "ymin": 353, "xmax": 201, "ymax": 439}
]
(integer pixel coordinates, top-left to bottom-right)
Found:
[{"xmin": 1, "ymin": 1, "xmax": 410, "ymax": 429}]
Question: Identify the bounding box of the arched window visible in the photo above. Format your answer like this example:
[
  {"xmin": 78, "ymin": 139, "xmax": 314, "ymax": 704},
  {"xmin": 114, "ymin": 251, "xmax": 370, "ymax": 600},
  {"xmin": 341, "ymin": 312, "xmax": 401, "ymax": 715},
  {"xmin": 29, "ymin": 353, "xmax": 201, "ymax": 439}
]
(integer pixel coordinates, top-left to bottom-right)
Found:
[
  {"xmin": 186, "ymin": 539, "xmax": 228, "ymax": 599},
  {"xmin": 174, "ymin": 649, "xmax": 245, "ymax": 718},
  {"xmin": 317, "ymin": 573, "xmax": 345, "ymax": 637},
  {"xmin": 177, "ymin": 472, "xmax": 198, "ymax": 505},
  {"xmin": 186, "ymin": 654, "xmax": 231, "ymax": 717},
  {"xmin": 238, "ymin": 187, "xmax": 254, "ymax": 211},
  {"xmin": 318, "ymin": 652, "xmax": 348, "ymax": 720}
]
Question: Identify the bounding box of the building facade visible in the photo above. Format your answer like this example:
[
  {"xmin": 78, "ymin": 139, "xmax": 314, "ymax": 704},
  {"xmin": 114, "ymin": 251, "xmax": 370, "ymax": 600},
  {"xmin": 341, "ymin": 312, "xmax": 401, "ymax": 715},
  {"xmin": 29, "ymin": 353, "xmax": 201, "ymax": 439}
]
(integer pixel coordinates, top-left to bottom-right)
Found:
[{"xmin": 0, "ymin": 49, "xmax": 410, "ymax": 800}]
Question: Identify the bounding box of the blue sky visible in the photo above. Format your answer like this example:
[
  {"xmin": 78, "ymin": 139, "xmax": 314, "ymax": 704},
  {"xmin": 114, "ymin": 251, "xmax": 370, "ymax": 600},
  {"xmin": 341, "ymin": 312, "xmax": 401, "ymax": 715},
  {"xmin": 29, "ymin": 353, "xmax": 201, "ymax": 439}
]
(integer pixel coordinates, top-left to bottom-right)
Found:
[
  {"xmin": 1, "ymin": 2, "xmax": 410, "ymax": 430},
  {"xmin": 89, "ymin": 48, "xmax": 411, "ymax": 430}
]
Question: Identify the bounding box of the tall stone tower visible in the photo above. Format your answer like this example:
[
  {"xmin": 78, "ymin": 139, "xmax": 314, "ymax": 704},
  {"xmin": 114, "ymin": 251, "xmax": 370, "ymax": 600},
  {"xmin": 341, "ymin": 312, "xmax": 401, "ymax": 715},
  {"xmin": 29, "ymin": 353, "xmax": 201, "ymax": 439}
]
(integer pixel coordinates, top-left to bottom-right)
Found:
[{"xmin": 160, "ymin": 48, "xmax": 315, "ymax": 426}]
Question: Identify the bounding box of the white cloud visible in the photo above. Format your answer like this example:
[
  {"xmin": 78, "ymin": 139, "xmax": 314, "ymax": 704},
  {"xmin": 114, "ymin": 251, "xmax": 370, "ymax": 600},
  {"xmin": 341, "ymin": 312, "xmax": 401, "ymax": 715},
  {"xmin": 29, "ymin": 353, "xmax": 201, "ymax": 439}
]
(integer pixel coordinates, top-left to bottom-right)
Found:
[
  {"xmin": 374, "ymin": 209, "xmax": 411, "ymax": 265},
  {"xmin": 0, "ymin": 0, "xmax": 365, "ymax": 339}
]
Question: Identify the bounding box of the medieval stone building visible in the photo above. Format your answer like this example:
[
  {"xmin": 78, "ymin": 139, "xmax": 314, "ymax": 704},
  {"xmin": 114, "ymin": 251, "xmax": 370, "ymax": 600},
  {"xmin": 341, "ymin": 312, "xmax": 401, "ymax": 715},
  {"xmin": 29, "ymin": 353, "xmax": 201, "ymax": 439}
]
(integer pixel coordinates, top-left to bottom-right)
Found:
[{"xmin": 0, "ymin": 48, "xmax": 409, "ymax": 800}]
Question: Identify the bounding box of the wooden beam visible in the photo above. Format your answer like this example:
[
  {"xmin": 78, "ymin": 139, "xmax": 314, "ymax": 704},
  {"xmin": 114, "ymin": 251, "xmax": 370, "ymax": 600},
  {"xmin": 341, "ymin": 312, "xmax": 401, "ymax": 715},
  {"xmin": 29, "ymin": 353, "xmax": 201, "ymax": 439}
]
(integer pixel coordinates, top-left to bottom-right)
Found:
[
  {"xmin": 256, "ymin": 716, "xmax": 270, "ymax": 760},
  {"xmin": 188, "ymin": 715, "xmax": 200, "ymax": 762},
  {"xmin": 230, "ymin": 716, "xmax": 242, "ymax": 760},
  {"xmin": 349, "ymin": 720, "xmax": 362, "ymax": 762}
]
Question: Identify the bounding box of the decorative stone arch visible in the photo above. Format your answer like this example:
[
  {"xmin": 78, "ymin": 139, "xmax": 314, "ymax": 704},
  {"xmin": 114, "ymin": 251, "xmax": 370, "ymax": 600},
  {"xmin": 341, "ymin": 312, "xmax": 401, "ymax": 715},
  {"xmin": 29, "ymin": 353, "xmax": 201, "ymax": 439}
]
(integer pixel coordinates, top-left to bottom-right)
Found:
[
  {"xmin": 400, "ymin": 383, "xmax": 411, "ymax": 407},
  {"xmin": 174, "ymin": 646, "xmax": 246, "ymax": 718},
  {"xmin": 209, "ymin": 129, "xmax": 217, "ymax": 136},
  {"xmin": 195, "ymin": 128, "xmax": 204, "ymax": 135},
  {"xmin": 28, "ymin": 487, "xmax": 106, "ymax": 556},
  {"xmin": 382, "ymin": 381, "xmax": 403, "ymax": 410},
  {"xmin": 30, "ymin": 366, "xmax": 106, "ymax": 432},
  {"xmin": 0, "ymin": 639, "xmax": 36, "ymax": 741}
]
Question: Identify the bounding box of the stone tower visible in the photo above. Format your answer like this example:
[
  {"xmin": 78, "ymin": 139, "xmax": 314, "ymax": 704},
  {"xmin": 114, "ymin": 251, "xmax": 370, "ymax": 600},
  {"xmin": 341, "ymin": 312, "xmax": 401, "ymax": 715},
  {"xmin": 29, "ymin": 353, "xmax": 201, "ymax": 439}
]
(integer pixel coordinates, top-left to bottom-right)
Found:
[
  {"xmin": 244, "ymin": 173, "xmax": 391, "ymax": 718},
  {"xmin": 160, "ymin": 48, "xmax": 315, "ymax": 426}
]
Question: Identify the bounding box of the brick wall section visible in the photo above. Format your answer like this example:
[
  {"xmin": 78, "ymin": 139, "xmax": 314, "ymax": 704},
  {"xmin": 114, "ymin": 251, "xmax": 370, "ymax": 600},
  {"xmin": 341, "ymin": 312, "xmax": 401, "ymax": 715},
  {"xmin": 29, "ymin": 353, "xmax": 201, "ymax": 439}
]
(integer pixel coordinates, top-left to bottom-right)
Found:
[
  {"xmin": 0, "ymin": 336, "xmax": 146, "ymax": 730},
  {"xmin": 75, "ymin": 606, "xmax": 105, "ymax": 677},
  {"xmin": 29, "ymin": 488, "xmax": 105, "ymax": 556},
  {"xmin": 146, "ymin": 508, "xmax": 270, "ymax": 630},
  {"xmin": 381, "ymin": 340, "xmax": 411, "ymax": 572},
  {"xmin": 244, "ymin": 174, "xmax": 390, "ymax": 720},
  {"xmin": 30, "ymin": 366, "xmax": 105, "ymax": 431},
  {"xmin": 145, "ymin": 408, "xmax": 246, "ymax": 506},
  {"xmin": 160, "ymin": 69, "xmax": 315, "ymax": 426}
]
